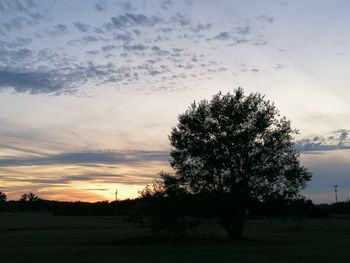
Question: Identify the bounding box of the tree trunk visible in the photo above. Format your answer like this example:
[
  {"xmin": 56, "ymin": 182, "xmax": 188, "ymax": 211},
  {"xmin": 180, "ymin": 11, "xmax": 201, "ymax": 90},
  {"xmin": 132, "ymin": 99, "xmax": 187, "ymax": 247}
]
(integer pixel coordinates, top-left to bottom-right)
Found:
[{"xmin": 218, "ymin": 191, "xmax": 247, "ymax": 239}]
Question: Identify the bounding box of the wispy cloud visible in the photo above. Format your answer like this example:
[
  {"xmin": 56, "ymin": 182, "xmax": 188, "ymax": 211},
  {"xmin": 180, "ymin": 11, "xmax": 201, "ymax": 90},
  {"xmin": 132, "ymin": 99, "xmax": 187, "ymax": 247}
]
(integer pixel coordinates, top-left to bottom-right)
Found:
[
  {"xmin": 0, "ymin": 70, "xmax": 73, "ymax": 94},
  {"xmin": 0, "ymin": 0, "xmax": 37, "ymax": 13},
  {"xmin": 94, "ymin": 1, "xmax": 107, "ymax": 12},
  {"xmin": 73, "ymin": 21, "xmax": 90, "ymax": 33},
  {"xmin": 0, "ymin": 148, "xmax": 171, "ymax": 200},
  {"xmin": 105, "ymin": 13, "xmax": 162, "ymax": 30},
  {"xmin": 0, "ymin": 0, "xmax": 48, "ymax": 35},
  {"xmin": 256, "ymin": 15, "xmax": 274, "ymax": 24},
  {"xmin": 0, "ymin": 0, "xmax": 275, "ymax": 95},
  {"xmin": 0, "ymin": 150, "xmax": 170, "ymax": 167},
  {"xmin": 296, "ymin": 129, "xmax": 350, "ymax": 152},
  {"xmin": 47, "ymin": 24, "xmax": 69, "ymax": 36}
]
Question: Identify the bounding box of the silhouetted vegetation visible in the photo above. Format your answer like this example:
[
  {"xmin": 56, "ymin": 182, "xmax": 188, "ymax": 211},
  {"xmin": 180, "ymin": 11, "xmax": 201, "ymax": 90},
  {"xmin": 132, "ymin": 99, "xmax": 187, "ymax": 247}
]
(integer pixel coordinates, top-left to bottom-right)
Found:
[
  {"xmin": 147, "ymin": 88, "xmax": 312, "ymax": 238},
  {"xmin": 131, "ymin": 177, "xmax": 332, "ymax": 238},
  {"xmin": 129, "ymin": 172, "xmax": 201, "ymax": 238},
  {"xmin": 0, "ymin": 191, "xmax": 6, "ymax": 202},
  {"xmin": 0, "ymin": 190, "xmax": 337, "ymax": 219},
  {"xmin": 321, "ymin": 200, "xmax": 350, "ymax": 215},
  {"xmin": 18, "ymin": 192, "xmax": 42, "ymax": 211},
  {"xmin": 0, "ymin": 191, "xmax": 7, "ymax": 212},
  {"xmin": 19, "ymin": 192, "xmax": 40, "ymax": 202}
]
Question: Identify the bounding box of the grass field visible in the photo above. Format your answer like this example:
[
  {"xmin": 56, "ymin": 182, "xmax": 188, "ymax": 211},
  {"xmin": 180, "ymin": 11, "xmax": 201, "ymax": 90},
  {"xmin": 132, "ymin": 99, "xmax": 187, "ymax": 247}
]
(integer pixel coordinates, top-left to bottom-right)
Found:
[{"xmin": 1, "ymin": 213, "xmax": 350, "ymax": 263}]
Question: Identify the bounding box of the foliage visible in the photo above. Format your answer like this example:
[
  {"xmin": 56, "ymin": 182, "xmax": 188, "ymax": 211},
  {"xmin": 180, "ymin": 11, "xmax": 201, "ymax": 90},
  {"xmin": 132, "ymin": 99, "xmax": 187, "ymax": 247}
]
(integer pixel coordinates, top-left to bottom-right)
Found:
[
  {"xmin": 0, "ymin": 191, "xmax": 7, "ymax": 202},
  {"xmin": 133, "ymin": 172, "xmax": 200, "ymax": 238},
  {"xmin": 168, "ymin": 88, "xmax": 312, "ymax": 238},
  {"xmin": 19, "ymin": 192, "xmax": 42, "ymax": 211},
  {"xmin": 329, "ymin": 200, "xmax": 350, "ymax": 215},
  {"xmin": 0, "ymin": 192, "xmax": 7, "ymax": 211},
  {"xmin": 20, "ymin": 192, "xmax": 40, "ymax": 202}
]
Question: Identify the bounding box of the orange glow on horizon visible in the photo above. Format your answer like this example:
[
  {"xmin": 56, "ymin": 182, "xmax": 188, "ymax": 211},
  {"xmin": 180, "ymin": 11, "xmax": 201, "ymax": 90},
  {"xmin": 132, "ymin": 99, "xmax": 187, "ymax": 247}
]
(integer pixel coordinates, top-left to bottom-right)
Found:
[{"xmin": 0, "ymin": 160, "xmax": 172, "ymax": 202}]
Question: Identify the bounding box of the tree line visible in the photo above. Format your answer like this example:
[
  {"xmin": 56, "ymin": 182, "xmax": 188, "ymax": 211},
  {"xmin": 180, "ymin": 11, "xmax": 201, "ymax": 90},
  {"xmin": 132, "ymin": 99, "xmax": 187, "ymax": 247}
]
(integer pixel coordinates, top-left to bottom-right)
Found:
[{"xmin": 0, "ymin": 190, "xmax": 334, "ymax": 217}]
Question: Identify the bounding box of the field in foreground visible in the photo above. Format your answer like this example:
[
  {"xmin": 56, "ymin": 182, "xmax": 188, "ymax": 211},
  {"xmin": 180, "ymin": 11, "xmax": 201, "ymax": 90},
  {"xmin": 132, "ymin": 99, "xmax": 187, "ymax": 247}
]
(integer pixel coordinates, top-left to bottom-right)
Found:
[{"xmin": 1, "ymin": 213, "xmax": 350, "ymax": 263}]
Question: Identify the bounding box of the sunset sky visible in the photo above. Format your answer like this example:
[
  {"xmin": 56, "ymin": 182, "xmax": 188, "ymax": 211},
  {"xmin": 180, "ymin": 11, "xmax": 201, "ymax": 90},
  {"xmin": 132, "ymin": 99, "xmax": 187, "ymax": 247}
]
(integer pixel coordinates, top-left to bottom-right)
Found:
[{"xmin": 0, "ymin": 0, "xmax": 350, "ymax": 203}]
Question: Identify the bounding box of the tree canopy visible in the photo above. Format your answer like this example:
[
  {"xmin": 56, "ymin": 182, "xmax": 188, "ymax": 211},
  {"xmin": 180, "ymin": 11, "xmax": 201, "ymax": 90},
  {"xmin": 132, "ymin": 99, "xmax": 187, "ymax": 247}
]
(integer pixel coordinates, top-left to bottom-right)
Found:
[{"xmin": 168, "ymin": 88, "xmax": 312, "ymax": 238}]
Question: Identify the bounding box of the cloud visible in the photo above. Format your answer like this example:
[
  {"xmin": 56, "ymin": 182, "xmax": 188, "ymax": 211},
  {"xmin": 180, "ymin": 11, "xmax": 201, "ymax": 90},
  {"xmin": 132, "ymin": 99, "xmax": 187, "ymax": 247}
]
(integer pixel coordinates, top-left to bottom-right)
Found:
[
  {"xmin": 119, "ymin": 1, "xmax": 133, "ymax": 11},
  {"xmin": 0, "ymin": 70, "xmax": 70, "ymax": 94},
  {"xmin": 0, "ymin": 12, "xmax": 47, "ymax": 34},
  {"xmin": 0, "ymin": 142, "xmax": 47, "ymax": 157},
  {"xmin": 0, "ymin": 2, "xmax": 49, "ymax": 35},
  {"xmin": 0, "ymin": 37, "xmax": 32, "ymax": 49},
  {"xmin": 158, "ymin": 27, "xmax": 172, "ymax": 33},
  {"xmin": 150, "ymin": 45, "xmax": 170, "ymax": 56},
  {"xmin": 0, "ymin": 0, "xmax": 36, "ymax": 13},
  {"xmin": 161, "ymin": 0, "xmax": 172, "ymax": 10},
  {"xmin": 94, "ymin": 1, "xmax": 106, "ymax": 12},
  {"xmin": 47, "ymin": 24, "xmax": 69, "ymax": 36},
  {"xmin": 0, "ymin": 150, "xmax": 170, "ymax": 167},
  {"xmin": 123, "ymin": 44, "xmax": 148, "ymax": 51},
  {"xmin": 113, "ymin": 33, "xmax": 133, "ymax": 42},
  {"xmin": 339, "ymin": 130, "xmax": 348, "ymax": 143},
  {"xmin": 295, "ymin": 130, "xmax": 350, "ymax": 152},
  {"xmin": 68, "ymin": 35, "xmax": 99, "ymax": 46},
  {"xmin": 101, "ymin": 45, "xmax": 117, "ymax": 52},
  {"xmin": 235, "ymin": 25, "xmax": 250, "ymax": 35},
  {"xmin": 0, "ymin": 61, "xmax": 121, "ymax": 94},
  {"xmin": 0, "ymin": 1, "xmax": 273, "ymax": 96},
  {"xmin": 170, "ymin": 12, "xmax": 191, "ymax": 26},
  {"xmin": 0, "ymin": 48, "xmax": 33, "ymax": 63},
  {"xmin": 256, "ymin": 15, "xmax": 274, "ymax": 24},
  {"xmin": 0, "ymin": 172, "xmax": 124, "ymax": 184},
  {"xmin": 73, "ymin": 21, "xmax": 90, "ymax": 32},
  {"xmin": 105, "ymin": 13, "xmax": 162, "ymax": 30},
  {"xmin": 191, "ymin": 22, "xmax": 212, "ymax": 33},
  {"xmin": 211, "ymin": 32, "xmax": 231, "ymax": 40},
  {"xmin": 209, "ymin": 26, "xmax": 252, "ymax": 43}
]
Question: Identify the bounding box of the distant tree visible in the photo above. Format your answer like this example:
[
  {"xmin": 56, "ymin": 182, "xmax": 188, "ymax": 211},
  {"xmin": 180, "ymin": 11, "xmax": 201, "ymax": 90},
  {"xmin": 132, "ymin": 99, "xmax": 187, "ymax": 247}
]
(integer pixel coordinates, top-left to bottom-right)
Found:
[
  {"xmin": 167, "ymin": 88, "xmax": 312, "ymax": 238},
  {"xmin": 0, "ymin": 191, "xmax": 7, "ymax": 202},
  {"xmin": 20, "ymin": 192, "xmax": 40, "ymax": 202}
]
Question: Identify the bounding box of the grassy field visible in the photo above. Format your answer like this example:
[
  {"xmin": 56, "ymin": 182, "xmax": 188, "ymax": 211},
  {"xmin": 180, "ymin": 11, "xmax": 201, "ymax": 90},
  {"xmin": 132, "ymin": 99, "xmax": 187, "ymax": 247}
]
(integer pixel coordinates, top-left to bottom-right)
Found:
[{"xmin": 1, "ymin": 213, "xmax": 350, "ymax": 263}]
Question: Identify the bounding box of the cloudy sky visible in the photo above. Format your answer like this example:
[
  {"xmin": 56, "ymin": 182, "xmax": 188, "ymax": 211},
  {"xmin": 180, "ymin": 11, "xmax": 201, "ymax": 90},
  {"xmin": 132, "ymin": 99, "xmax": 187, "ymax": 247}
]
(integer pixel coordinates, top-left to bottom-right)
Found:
[{"xmin": 0, "ymin": 0, "xmax": 350, "ymax": 203}]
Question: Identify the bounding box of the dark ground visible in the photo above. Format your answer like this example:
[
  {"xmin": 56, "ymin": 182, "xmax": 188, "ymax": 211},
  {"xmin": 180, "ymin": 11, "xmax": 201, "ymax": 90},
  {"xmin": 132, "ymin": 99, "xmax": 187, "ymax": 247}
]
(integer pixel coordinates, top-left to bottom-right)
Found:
[{"xmin": 1, "ymin": 212, "xmax": 350, "ymax": 263}]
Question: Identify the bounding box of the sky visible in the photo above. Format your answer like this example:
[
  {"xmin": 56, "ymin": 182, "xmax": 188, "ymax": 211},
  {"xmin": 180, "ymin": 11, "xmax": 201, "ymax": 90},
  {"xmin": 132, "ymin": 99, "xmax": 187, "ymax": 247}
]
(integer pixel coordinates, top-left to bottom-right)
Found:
[{"xmin": 0, "ymin": 0, "xmax": 350, "ymax": 203}]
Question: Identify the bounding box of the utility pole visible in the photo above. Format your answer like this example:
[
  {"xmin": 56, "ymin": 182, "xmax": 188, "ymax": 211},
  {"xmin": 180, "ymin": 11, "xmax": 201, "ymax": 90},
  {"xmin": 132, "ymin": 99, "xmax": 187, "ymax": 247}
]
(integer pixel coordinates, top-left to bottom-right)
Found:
[
  {"xmin": 115, "ymin": 189, "xmax": 118, "ymax": 201},
  {"xmin": 333, "ymin": 185, "xmax": 338, "ymax": 203}
]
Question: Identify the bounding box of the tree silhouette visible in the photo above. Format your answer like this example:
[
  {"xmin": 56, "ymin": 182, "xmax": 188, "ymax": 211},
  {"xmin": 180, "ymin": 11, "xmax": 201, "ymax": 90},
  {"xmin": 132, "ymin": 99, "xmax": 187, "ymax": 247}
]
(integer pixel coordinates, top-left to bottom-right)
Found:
[
  {"xmin": 0, "ymin": 191, "xmax": 7, "ymax": 202},
  {"xmin": 168, "ymin": 88, "xmax": 312, "ymax": 238},
  {"xmin": 20, "ymin": 192, "xmax": 40, "ymax": 202},
  {"xmin": 19, "ymin": 192, "xmax": 41, "ymax": 211},
  {"xmin": 135, "ymin": 172, "xmax": 194, "ymax": 237}
]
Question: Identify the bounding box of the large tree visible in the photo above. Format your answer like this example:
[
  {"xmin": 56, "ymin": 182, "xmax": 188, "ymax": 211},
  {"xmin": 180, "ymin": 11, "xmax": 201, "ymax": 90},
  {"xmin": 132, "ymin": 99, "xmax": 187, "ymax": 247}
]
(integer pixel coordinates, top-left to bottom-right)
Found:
[{"xmin": 168, "ymin": 88, "xmax": 311, "ymax": 238}]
